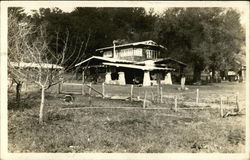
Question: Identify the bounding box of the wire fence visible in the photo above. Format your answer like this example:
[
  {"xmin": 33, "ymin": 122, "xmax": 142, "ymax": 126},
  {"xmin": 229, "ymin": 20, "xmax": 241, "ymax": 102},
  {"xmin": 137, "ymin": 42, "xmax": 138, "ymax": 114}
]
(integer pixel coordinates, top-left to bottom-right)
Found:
[
  {"xmin": 59, "ymin": 82, "xmax": 245, "ymax": 113},
  {"xmin": 8, "ymin": 80, "xmax": 245, "ymax": 118}
]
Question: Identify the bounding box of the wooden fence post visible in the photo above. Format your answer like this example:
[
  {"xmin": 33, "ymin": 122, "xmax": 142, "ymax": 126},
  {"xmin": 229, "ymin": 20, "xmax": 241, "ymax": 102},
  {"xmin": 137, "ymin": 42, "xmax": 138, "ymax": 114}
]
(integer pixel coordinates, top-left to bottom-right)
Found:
[
  {"xmin": 157, "ymin": 85, "xmax": 160, "ymax": 102},
  {"xmin": 82, "ymin": 70, "xmax": 85, "ymax": 95},
  {"xmin": 89, "ymin": 83, "xmax": 92, "ymax": 95},
  {"xmin": 220, "ymin": 97, "xmax": 224, "ymax": 117},
  {"xmin": 88, "ymin": 95, "xmax": 92, "ymax": 107},
  {"xmin": 196, "ymin": 89, "xmax": 199, "ymax": 105},
  {"xmin": 58, "ymin": 81, "xmax": 62, "ymax": 94},
  {"xmin": 143, "ymin": 91, "xmax": 147, "ymax": 109},
  {"xmin": 81, "ymin": 84, "xmax": 85, "ymax": 95},
  {"xmin": 82, "ymin": 70, "xmax": 85, "ymax": 84},
  {"xmin": 130, "ymin": 85, "xmax": 134, "ymax": 101},
  {"xmin": 58, "ymin": 77, "xmax": 64, "ymax": 94},
  {"xmin": 160, "ymin": 87, "xmax": 163, "ymax": 103},
  {"xmin": 138, "ymin": 87, "xmax": 141, "ymax": 99},
  {"xmin": 236, "ymin": 92, "xmax": 239, "ymax": 111},
  {"xmin": 58, "ymin": 83, "xmax": 60, "ymax": 94},
  {"xmin": 102, "ymin": 83, "xmax": 105, "ymax": 98},
  {"xmin": 174, "ymin": 96, "xmax": 178, "ymax": 112}
]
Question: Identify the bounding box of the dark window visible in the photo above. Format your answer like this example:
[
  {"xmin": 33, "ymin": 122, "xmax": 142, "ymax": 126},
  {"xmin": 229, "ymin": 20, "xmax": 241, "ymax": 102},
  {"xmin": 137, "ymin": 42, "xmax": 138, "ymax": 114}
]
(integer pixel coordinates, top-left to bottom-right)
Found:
[{"xmin": 111, "ymin": 72, "xmax": 118, "ymax": 80}]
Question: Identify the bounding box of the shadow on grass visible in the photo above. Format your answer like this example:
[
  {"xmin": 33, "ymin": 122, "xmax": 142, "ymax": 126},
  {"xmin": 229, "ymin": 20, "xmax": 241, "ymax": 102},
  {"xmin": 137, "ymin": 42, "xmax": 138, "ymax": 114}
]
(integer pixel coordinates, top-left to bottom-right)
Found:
[
  {"xmin": 46, "ymin": 111, "xmax": 74, "ymax": 122},
  {"xmin": 8, "ymin": 91, "xmax": 64, "ymax": 111},
  {"xmin": 8, "ymin": 99, "xmax": 38, "ymax": 111}
]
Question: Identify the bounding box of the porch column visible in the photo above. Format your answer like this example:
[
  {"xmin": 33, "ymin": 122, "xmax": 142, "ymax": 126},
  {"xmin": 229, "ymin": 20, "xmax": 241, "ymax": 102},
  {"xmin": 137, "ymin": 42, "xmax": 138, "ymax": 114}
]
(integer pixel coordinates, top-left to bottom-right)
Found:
[
  {"xmin": 118, "ymin": 72, "xmax": 126, "ymax": 85},
  {"xmin": 164, "ymin": 72, "xmax": 172, "ymax": 85},
  {"xmin": 105, "ymin": 72, "xmax": 112, "ymax": 84},
  {"xmin": 242, "ymin": 69, "xmax": 245, "ymax": 81},
  {"xmin": 181, "ymin": 76, "xmax": 186, "ymax": 90},
  {"xmin": 143, "ymin": 70, "xmax": 151, "ymax": 86}
]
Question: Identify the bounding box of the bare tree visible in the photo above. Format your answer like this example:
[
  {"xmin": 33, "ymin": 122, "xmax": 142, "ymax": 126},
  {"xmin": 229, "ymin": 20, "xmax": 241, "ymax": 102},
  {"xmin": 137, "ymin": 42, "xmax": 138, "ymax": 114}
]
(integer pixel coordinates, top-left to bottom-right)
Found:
[
  {"xmin": 8, "ymin": 11, "xmax": 33, "ymax": 109},
  {"xmin": 8, "ymin": 10, "xmax": 89, "ymax": 123}
]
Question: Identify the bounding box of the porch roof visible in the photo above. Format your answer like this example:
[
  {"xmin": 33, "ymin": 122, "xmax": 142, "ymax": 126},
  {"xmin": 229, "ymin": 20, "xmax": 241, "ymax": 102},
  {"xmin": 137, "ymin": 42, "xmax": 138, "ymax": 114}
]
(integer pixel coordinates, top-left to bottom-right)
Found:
[
  {"xmin": 135, "ymin": 58, "xmax": 187, "ymax": 67},
  {"xmin": 102, "ymin": 62, "xmax": 174, "ymax": 71},
  {"xmin": 75, "ymin": 56, "xmax": 134, "ymax": 67}
]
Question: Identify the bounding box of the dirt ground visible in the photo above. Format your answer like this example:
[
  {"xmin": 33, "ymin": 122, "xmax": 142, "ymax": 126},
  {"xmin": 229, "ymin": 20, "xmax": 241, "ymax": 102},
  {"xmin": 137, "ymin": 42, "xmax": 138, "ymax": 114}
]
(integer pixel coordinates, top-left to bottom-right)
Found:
[{"xmin": 8, "ymin": 82, "xmax": 246, "ymax": 153}]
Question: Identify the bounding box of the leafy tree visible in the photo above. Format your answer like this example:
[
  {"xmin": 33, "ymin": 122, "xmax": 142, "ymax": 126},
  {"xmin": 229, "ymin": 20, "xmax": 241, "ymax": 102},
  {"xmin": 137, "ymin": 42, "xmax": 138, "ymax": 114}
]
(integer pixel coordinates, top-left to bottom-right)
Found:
[
  {"xmin": 25, "ymin": 7, "xmax": 244, "ymax": 83},
  {"xmin": 29, "ymin": 7, "xmax": 159, "ymax": 67},
  {"xmin": 158, "ymin": 8, "xmax": 244, "ymax": 82}
]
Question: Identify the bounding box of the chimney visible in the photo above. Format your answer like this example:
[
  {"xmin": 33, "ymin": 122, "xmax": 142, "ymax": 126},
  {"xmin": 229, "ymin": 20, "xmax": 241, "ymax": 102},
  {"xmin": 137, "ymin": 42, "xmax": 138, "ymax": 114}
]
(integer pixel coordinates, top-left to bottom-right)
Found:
[
  {"xmin": 113, "ymin": 40, "xmax": 118, "ymax": 58},
  {"xmin": 113, "ymin": 42, "xmax": 116, "ymax": 58}
]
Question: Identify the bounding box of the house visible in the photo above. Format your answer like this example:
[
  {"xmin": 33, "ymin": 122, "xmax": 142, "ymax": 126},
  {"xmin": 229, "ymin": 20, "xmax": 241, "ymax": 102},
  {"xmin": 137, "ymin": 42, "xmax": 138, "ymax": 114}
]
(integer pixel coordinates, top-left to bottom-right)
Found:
[
  {"xmin": 8, "ymin": 62, "xmax": 64, "ymax": 88},
  {"xmin": 9, "ymin": 62, "xmax": 63, "ymax": 69},
  {"xmin": 235, "ymin": 54, "xmax": 246, "ymax": 82},
  {"xmin": 75, "ymin": 40, "xmax": 187, "ymax": 86},
  {"xmin": 225, "ymin": 54, "xmax": 246, "ymax": 82},
  {"xmin": 227, "ymin": 70, "xmax": 238, "ymax": 81}
]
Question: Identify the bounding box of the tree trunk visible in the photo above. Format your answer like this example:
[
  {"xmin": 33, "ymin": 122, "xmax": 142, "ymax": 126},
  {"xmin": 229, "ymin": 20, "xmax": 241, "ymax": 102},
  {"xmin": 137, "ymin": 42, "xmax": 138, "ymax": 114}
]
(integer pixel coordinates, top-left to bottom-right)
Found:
[
  {"xmin": 39, "ymin": 86, "xmax": 45, "ymax": 124},
  {"xmin": 193, "ymin": 67, "xmax": 201, "ymax": 83},
  {"xmin": 16, "ymin": 82, "xmax": 22, "ymax": 108}
]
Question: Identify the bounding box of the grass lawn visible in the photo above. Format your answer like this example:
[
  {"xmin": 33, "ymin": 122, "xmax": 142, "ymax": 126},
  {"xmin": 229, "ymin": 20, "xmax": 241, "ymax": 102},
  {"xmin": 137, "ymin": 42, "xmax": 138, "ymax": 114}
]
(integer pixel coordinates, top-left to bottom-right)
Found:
[{"xmin": 8, "ymin": 82, "xmax": 246, "ymax": 153}]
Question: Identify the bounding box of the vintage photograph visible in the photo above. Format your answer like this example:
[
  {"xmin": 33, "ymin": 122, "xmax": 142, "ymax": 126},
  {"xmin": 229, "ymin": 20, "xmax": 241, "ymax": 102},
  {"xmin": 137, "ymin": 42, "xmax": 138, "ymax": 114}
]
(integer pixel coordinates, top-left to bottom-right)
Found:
[{"xmin": 2, "ymin": 1, "xmax": 248, "ymax": 157}]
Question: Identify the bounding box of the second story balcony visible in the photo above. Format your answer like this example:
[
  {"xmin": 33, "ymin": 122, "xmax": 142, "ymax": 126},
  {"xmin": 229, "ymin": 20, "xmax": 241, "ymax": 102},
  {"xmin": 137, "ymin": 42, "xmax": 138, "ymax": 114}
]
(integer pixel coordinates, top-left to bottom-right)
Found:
[{"xmin": 96, "ymin": 40, "xmax": 167, "ymax": 62}]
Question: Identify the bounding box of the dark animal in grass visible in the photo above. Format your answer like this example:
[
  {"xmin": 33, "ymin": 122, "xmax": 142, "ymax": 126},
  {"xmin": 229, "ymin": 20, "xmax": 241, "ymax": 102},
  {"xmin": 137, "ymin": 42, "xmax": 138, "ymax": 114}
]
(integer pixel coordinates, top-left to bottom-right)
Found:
[
  {"xmin": 63, "ymin": 95, "xmax": 74, "ymax": 104},
  {"xmin": 138, "ymin": 84, "xmax": 143, "ymax": 87}
]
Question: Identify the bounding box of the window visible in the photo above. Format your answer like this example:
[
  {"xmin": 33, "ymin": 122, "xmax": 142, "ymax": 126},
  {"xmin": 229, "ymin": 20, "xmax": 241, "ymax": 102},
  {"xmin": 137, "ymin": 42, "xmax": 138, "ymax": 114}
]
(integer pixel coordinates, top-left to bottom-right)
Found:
[
  {"xmin": 128, "ymin": 49, "xmax": 133, "ymax": 56},
  {"xmin": 103, "ymin": 51, "xmax": 112, "ymax": 58},
  {"xmin": 146, "ymin": 50, "xmax": 153, "ymax": 59},
  {"xmin": 146, "ymin": 50, "xmax": 158, "ymax": 59},
  {"xmin": 134, "ymin": 48, "xmax": 142, "ymax": 56},
  {"xmin": 152, "ymin": 50, "xmax": 155, "ymax": 59},
  {"xmin": 119, "ymin": 50, "xmax": 125, "ymax": 57},
  {"xmin": 119, "ymin": 48, "xmax": 133, "ymax": 57}
]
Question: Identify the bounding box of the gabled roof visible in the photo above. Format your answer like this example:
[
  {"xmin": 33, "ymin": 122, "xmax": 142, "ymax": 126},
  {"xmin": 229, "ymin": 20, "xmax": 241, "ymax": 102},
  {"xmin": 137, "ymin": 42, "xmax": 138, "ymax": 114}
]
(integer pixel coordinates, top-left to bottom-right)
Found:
[
  {"xmin": 10, "ymin": 62, "xmax": 63, "ymax": 69},
  {"xmin": 75, "ymin": 56, "xmax": 134, "ymax": 67},
  {"xmin": 154, "ymin": 58, "xmax": 187, "ymax": 66},
  {"xmin": 96, "ymin": 40, "xmax": 166, "ymax": 52}
]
